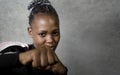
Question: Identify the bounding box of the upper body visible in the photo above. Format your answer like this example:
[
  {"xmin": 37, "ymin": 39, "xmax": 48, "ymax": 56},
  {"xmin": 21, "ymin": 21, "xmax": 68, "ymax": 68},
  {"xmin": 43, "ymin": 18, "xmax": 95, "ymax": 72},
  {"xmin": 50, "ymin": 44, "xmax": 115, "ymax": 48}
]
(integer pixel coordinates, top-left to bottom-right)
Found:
[{"xmin": 0, "ymin": 0, "xmax": 67, "ymax": 75}]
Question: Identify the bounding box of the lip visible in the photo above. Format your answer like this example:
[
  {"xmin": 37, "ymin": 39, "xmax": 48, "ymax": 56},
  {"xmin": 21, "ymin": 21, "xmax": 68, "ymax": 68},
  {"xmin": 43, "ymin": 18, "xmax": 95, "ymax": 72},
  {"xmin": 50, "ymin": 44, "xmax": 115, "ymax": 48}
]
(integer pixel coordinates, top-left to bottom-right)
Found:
[{"xmin": 50, "ymin": 46, "xmax": 56, "ymax": 50}]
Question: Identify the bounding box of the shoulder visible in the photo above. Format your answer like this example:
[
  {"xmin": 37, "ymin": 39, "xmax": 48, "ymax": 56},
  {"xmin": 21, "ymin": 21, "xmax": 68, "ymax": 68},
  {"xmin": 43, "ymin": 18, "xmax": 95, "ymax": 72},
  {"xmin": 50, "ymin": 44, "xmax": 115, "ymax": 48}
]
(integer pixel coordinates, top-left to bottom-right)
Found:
[{"xmin": 0, "ymin": 41, "xmax": 29, "ymax": 53}]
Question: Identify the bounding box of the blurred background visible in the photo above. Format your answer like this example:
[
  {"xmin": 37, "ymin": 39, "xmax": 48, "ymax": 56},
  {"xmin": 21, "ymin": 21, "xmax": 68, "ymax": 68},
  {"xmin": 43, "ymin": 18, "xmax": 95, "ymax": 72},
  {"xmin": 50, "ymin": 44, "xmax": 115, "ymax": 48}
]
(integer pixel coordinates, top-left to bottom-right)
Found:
[{"xmin": 0, "ymin": 0, "xmax": 120, "ymax": 75}]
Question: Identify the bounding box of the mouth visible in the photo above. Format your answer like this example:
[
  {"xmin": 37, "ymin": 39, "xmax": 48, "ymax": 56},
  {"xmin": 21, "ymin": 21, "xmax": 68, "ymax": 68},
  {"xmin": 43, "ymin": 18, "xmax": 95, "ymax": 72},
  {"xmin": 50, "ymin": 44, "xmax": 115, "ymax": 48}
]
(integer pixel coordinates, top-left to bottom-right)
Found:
[{"xmin": 50, "ymin": 46, "xmax": 56, "ymax": 50}]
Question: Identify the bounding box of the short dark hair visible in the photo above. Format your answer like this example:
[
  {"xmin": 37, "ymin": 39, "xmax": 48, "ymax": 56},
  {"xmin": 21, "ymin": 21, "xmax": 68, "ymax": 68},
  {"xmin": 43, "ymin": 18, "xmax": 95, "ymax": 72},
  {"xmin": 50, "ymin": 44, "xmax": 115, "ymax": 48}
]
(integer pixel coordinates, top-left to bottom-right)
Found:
[{"xmin": 28, "ymin": 0, "xmax": 59, "ymax": 25}]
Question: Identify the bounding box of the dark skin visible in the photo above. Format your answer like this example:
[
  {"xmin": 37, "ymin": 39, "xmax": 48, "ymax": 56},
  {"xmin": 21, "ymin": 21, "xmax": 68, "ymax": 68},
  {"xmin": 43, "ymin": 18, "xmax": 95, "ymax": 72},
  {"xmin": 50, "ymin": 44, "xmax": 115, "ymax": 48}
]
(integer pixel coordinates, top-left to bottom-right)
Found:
[{"xmin": 19, "ymin": 13, "xmax": 67, "ymax": 75}]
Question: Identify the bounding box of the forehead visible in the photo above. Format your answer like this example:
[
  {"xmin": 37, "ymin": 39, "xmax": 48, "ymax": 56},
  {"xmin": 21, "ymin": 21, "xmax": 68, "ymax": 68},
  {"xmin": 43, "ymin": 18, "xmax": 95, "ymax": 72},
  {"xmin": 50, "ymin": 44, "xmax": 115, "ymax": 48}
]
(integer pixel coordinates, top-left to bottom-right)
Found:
[
  {"xmin": 33, "ymin": 13, "xmax": 58, "ymax": 23},
  {"xmin": 31, "ymin": 13, "xmax": 59, "ymax": 30}
]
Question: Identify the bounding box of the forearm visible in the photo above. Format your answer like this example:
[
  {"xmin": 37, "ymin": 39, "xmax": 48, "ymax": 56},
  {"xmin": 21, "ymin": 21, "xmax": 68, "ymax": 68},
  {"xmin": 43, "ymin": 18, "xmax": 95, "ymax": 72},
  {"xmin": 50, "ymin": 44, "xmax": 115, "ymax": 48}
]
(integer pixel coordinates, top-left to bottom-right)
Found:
[{"xmin": 0, "ymin": 53, "xmax": 21, "ymax": 69}]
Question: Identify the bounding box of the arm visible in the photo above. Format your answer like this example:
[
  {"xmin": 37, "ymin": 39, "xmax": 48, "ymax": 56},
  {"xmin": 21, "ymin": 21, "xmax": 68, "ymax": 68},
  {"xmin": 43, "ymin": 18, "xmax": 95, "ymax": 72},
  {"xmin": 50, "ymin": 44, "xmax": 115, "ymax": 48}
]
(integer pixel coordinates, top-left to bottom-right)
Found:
[
  {"xmin": 0, "ymin": 53, "xmax": 20, "ymax": 69},
  {"xmin": 0, "ymin": 41, "xmax": 28, "ymax": 69}
]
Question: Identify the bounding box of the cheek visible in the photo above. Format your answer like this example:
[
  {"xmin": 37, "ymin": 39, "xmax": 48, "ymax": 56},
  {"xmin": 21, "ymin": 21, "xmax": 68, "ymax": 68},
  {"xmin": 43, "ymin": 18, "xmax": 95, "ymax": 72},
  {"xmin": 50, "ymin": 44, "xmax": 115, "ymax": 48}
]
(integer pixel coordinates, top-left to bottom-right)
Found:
[
  {"xmin": 33, "ymin": 35, "xmax": 45, "ymax": 47},
  {"xmin": 55, "ymin": 36, "xmax": 60, "ymax": 43}
]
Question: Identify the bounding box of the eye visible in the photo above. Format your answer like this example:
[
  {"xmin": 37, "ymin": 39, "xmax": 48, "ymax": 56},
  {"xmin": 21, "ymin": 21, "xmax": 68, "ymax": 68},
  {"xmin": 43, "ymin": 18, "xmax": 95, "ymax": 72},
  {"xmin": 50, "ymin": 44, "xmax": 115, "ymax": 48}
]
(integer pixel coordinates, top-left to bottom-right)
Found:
[
  {"xmin": 52, "ymin": 31, "xmax": 59, "ymax": 36},
  {"xmin": 38, "ymin": 33, "xmax": 46, "ymax": 37}
]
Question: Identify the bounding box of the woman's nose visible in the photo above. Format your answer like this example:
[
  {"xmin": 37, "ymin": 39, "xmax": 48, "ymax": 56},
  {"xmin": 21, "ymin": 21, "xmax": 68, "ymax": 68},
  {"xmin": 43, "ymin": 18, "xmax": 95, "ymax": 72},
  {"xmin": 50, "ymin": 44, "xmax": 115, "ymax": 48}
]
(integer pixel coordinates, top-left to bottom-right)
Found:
[{"xmin": 46, "ymin": 35, "xmax": 54, "ymax": 43}]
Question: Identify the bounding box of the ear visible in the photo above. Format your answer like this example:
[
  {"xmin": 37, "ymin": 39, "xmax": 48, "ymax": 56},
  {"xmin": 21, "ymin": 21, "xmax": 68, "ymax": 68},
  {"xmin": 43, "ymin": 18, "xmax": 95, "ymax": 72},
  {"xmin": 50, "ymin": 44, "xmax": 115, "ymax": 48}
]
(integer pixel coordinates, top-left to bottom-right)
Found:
[{"xmin": 27, "ymin": 26, "xmax": 33, "ymax": 38}]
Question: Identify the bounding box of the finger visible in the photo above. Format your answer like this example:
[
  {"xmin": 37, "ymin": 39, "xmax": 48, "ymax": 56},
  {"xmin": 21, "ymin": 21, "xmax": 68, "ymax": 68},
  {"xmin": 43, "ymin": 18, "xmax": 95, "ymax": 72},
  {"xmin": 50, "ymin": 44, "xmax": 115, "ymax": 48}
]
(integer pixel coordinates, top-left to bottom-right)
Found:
[
  {"xmin": 47, "ymin": 49, "xmax": 55, "ymax": 65},
  {"xmin": 32, "ymin": 61, "xmax": 37, "ymax": 68},
  {"xmin": 46, "ymin": 46, "xmax": 55, "ymax": 65},
  {"xmin": 32, "ymin": 51, "xmax": 40, "ymax": 68},
  {"xmin": 45, "ymin": 65, "xmax": 52, "ymax": 70},
  {"xmin": 40, "ymin": 47, "xmax": 48, "ymax": 68}
]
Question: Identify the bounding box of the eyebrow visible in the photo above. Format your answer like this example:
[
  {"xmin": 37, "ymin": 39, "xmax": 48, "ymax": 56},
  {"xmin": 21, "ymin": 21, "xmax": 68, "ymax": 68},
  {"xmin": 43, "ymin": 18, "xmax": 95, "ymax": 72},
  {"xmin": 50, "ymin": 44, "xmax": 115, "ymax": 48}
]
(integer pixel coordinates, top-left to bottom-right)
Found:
[
  {"xmin": 38, "ymin": 30, "xmax": 47, "ymax": 33},
  {"xmin": 53, "ymin": 29, "xmax": 59, "ymax": 31},
  {"xmin": 38, "ymin": 29, "xmax": 59, "ymax": 33}
]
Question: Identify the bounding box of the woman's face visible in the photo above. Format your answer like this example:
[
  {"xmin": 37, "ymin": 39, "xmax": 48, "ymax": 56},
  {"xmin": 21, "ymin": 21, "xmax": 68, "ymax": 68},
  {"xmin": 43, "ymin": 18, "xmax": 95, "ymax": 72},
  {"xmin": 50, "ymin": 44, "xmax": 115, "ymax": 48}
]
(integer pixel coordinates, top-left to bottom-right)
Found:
[{"xmin": 28, "ymin": 13, "xmax": 60, "ymax": 51}]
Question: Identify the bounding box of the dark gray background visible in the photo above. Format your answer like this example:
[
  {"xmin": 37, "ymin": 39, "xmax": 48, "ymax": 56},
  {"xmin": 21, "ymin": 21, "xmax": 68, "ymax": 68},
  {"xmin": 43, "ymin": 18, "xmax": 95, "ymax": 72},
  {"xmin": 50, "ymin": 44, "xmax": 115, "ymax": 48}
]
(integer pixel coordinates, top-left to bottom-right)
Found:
[{"xmin": 0, "ymin": 0, "xmax": 120, "ymax": 75}]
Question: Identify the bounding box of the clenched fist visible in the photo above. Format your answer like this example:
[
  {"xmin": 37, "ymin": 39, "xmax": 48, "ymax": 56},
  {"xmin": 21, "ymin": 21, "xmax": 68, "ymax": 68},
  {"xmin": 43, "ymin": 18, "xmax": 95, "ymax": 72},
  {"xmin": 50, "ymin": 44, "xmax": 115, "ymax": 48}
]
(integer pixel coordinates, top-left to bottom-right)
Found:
[{"xmin": 19, "ymin": 46, "xmax": 67, "ymax": 75}]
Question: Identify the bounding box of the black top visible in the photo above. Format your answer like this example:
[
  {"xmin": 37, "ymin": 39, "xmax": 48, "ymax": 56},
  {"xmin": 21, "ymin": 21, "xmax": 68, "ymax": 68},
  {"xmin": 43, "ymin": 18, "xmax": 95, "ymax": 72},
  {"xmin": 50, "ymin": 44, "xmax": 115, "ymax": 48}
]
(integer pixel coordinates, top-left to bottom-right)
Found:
[{"xmin": 0, "ymin": 44, "xmax": 58, "ymax": 75}]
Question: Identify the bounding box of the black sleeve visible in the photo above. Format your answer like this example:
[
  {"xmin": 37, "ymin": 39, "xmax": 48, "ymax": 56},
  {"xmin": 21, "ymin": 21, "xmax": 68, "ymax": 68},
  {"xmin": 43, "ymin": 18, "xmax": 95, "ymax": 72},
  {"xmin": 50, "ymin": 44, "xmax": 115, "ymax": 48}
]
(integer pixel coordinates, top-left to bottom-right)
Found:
[
  {"xmin": 0, "ymin": 46, "xmax": 25, "ymax": 69},
  {"xmin": 0, "ymin": 53, "xmax": 20, "ymax": 69}
]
